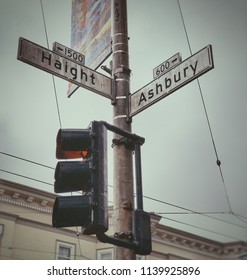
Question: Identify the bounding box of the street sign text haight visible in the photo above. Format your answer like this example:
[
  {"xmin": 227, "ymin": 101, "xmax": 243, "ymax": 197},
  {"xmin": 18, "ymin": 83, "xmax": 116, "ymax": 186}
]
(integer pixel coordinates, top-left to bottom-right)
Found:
[
  {"xmin": 130, "ymin": 45, "xmax": 214, "ymax": 117},
  {"xmin": 17, "ymin": 38, "xmax": 112, "ymax": 99}
]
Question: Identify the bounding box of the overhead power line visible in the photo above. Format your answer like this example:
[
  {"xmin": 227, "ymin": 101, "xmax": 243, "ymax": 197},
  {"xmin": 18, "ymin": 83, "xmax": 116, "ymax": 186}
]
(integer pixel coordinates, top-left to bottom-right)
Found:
[
  {"xmin": 177, "ymin": 0, "xmax": 233, "ymax": 214},
  {"xmin": 0, "ymin": 151, "xmax": 54, "ymax": 170},
  {"xmin": 161, "ymin": 215, "xmax": 242, "ymax": 242},
  {"xmin": 0, "ymin": 168, "xmax": 53, "ymax": 186},
  {"xmin": 0, "ymin": 170, "xmax": 246, "ymax": 241},
  {"xmin": 110, "ymin": 185, "xmax": 247, "ymax": 230},
  {"xmin": 1, "ymin": 166, "xmax": 245, "ymax": 231},
  {"xmin": 40, "ymin": 0, "xmax": 62, "ymax": 129},
  {"xmin": 144, "ymin": 195, "xmax": 247, "ymax": 230}
]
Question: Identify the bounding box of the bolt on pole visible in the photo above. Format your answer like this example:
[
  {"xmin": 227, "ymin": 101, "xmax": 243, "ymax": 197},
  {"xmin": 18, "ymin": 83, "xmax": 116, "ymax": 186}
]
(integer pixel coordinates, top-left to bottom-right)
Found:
[{"xmin": 112, "ymin": 0, "xmax": 135, "ymax": 259}]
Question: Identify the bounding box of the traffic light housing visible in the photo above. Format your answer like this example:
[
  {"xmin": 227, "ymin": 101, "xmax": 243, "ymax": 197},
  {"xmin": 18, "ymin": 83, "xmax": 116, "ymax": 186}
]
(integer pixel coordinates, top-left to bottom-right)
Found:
[
  {"xmin": 132, "ymin": 210, "xmax": 152, "ymax": 255},
  {"xmin": 52, "ymin": 121, "xmax": 108, "ymax": 235}
]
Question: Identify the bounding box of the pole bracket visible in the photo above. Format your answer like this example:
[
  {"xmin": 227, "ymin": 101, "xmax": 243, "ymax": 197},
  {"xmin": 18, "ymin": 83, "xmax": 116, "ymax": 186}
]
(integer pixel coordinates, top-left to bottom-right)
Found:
[
  {"xmin": 114, "ymin": 231, "xmax": 134, "ymax": 242},
  {"xmin": 111, "ymin": 137, "xmax": 135, "ymax": 150},
  {"xmin": 96, "ymin": 209, "xmax": 152, "ymax": 255},
  {"xmin": 101, "ymin": 65, "xmax": 112, "ymax": 75},
  {"xmin": 113, "ymin": 66, "xmax": 131, "ymax": 76},
  {"xmin": 94, "ymin": 121, "xmax": 152, "ymax": 255}
]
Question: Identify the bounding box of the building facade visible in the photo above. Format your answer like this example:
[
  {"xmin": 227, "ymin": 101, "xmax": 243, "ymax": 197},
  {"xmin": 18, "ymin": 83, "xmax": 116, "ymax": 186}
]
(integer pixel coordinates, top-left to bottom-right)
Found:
[{"xmin": 0, "ymin": 178, "xmax": 246, "ymax": 260}]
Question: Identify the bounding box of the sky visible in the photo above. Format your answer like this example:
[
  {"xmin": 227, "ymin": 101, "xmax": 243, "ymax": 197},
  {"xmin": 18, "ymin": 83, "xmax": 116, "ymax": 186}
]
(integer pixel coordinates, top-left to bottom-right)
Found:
[{"xmin": 0, "ymin": 0, "xmax": 247, "ymax": 244}]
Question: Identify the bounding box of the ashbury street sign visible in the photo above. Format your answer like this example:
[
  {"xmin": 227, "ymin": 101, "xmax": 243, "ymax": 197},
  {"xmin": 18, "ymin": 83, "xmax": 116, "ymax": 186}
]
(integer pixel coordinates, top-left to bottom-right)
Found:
[
  {"xmin": 17, "ymin": 37, "xmax": 112, "ymax": 99},
  {"xmin": 130, "ymin": 45, "xmax": 214, "ymax": 117}
]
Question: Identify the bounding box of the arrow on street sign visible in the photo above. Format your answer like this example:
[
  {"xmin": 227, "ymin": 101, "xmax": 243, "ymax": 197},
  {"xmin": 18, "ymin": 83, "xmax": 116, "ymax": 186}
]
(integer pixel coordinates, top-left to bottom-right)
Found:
[
  {"xmin": 129, "ymin": 45, "xmax": 214, "ymax": 117},
  {"xmin": 53, "ymin": 42, "xmax": 85, "ymax": 66},
  {"xmin": 153, "ymin": 52, "xmax": 182, "ymax": 80},
  {"xmin": 17, "ymin": 37, "xmax": 112, "ymax": 99}
]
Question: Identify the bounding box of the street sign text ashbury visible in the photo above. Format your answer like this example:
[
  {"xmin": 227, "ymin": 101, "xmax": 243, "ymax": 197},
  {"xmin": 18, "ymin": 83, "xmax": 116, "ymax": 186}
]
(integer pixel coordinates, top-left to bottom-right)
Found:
[
  {"xmin": 17, "ymin": 38, "xmax": 112, "ymax": 99},
  {"xmin": 130, "ymin": 45, "xmax": 214, "ymax": 117}
]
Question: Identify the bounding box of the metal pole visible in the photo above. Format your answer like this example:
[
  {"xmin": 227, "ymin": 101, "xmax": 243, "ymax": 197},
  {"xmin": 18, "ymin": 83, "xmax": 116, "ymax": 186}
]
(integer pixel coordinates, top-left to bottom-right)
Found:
[
  {"xmin": 134, "ymin": 144, "xmax": 143, "ymax": 210},
  {"xmin": 112, "ymin": 0, "xmax": 135, "ymax": 259}
]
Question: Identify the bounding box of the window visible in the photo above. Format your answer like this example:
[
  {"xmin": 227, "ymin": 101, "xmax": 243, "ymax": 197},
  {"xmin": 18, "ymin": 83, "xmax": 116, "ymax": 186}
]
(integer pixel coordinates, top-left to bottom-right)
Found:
[
  {"xmin": 56, "ymin": 241, "xmax": 75, "ymax": 260},
  {"xmin": 97, "ymin": 248, "xmax": 113, "ymax": 260},
  {"xmin": 136, "ymin": 254, "xmax": 145, "ymax": 260}
]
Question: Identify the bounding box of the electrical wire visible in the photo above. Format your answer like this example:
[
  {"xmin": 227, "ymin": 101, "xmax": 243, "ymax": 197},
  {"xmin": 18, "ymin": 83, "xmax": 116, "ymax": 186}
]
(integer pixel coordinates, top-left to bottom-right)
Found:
[
  {"xmin": 233, "ymin": 213, "xmax": 247, "ymax": 226},
  {"xmin": 40, "ymin": 0, "xmax": 62, "ymax": 129},
  {"xmin": 144, "ymin": 195, "xmax": 247, "ymax": 230},
  {"xmin": 39, "ymin": 0, "xmax": 50, "ymax": 49},
  {"xmin": 0, "ymin": 169, "xmax": 53, "ymax": 187},
  {"xmin": 76, "ymin": 232, "xmax": 92, "ymax": 260},
  {"xmin": 1, "ymin": 166, "xmax": 244, "ymax": 232},
  {"xmin": 1, "ymin": 164, "xmax": 246, "ymax": 230},
  {"xmin": 156, "ymin": 211, "xmax": 229, "ymax": 215},
  {"xmin": 0, "ymin": 171, "xmax": 246, "ymax": 241},
  {"xmin": 0, "ymin": 151, "xmax": 54, "ymax": 170},
  {"xmin": 0, "ymin": 245, "xmax": 92, "ymax": 260},
  {"xmin": 161, "ymin": 215, "xmax": 242, "ymax": 242},
  {"xmin": 177, "ymin": 0, "xmax": 193, "ymax": 56},
  {"xmin": 177, "ymin": 0, "xmax": 233, "ymax": 214},
  {"xmin": 110, "ymin": 185, "xmax": 247, "ymax": 230},
  {"xmin": 158, "ymin": 211, "xmax": 247, "ymax": 231}
]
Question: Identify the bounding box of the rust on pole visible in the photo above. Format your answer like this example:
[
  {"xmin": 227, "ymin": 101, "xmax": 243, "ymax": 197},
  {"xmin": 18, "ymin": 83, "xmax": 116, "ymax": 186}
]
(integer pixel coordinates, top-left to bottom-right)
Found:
[{"xmin": 112, "ymin": 0, "xmax": 135, "ymax": 259}]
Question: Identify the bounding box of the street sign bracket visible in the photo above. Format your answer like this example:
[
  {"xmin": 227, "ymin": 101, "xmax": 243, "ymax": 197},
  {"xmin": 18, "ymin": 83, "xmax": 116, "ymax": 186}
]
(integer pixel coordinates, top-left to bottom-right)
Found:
[
  {"xmin": 126, "ymin": 91, "xmax": 132, "ymax": 123},
  {"xmin": 111, "ymin": 74, "xmax": 117, "ymax": 105},
  {"xmin": 101, "ymin": 65, "xmax": 112, "ymax": 75}
]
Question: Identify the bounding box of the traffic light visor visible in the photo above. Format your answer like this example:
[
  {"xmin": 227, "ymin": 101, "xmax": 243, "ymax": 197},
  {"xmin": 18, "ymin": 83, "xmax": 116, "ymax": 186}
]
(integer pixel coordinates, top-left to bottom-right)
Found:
[
  {"xmin": 54, "ymin": 161, "xmax": 91, "ymax": 193},
  {"xmin": 56, "ymin": 129, "xmax": 91, "ymax": 159},
  {"xmin": 52, "ymin": 195, "xmax": 92, "ymax": 228}
]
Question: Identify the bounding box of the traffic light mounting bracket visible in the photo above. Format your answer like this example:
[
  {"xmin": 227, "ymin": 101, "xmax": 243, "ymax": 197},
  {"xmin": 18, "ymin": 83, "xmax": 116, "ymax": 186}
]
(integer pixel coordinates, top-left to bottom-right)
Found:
[
  {"xmin": 98, "ymin": 121, "xmax": 152, "ymax": 255},
  {"xmin": 96, "ymin": 208, "xmax": 151, "ymax": 255}
]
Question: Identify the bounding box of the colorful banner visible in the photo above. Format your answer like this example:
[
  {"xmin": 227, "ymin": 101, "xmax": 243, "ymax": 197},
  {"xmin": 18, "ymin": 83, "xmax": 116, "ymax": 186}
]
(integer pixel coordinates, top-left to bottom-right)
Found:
[{"xmin": 68, "ymin": 0, "xmax": 111, "ymax": 97}]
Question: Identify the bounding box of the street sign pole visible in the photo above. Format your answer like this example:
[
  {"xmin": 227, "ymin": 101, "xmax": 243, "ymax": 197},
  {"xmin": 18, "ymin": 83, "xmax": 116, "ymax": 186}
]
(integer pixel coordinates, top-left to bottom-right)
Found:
[{"xmin": 112, "ymin": 0, "xmax": 135, "ymax": 260}]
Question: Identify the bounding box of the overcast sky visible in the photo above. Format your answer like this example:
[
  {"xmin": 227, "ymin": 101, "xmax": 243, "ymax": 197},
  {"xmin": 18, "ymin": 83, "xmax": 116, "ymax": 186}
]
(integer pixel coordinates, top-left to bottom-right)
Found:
[{"xmin": 0, "ymin": 0, "xmax": 247, "ymax": 244}]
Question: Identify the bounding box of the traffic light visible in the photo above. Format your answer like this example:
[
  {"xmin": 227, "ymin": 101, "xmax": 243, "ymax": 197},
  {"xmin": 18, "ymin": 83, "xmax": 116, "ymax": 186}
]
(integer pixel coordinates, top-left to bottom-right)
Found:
[
  {"xmin": 52, "ymin": 121, "xmax": 108, "ymax": 235},
  {"xmin": 132, "ymin": 210, "xmax": 152, "ymax": 255}
]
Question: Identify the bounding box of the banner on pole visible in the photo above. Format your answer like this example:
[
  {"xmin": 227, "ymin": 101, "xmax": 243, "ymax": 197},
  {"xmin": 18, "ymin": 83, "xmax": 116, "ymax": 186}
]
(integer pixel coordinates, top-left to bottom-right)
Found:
[{"xmin": 68, "ymin": 0, "xmax": 112, "ymax": 97}]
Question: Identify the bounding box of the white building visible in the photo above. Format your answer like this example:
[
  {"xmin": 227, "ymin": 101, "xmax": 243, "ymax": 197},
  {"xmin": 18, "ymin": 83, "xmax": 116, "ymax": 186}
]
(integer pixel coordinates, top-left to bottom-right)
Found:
[{"xmin": 0, "ymin": 178, "xmax": 246, "ymax": 260}]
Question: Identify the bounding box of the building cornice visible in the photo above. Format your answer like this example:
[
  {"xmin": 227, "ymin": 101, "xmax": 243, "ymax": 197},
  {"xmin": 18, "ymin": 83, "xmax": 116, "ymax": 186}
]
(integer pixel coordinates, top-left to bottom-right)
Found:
[
  {"xmin": 150, "ymin": 213, "xmax": 247, "ymax": 259},
  {"xmin": 0, "ymin": 196, "xmax": 52, "ymax": 214},
  {"xmin": 0, "ymin": 178, "xmax": 54, "ymax": 213}
]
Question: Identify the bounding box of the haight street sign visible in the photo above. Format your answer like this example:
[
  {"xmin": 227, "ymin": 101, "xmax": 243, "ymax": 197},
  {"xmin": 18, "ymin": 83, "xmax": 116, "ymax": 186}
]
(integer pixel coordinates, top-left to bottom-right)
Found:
[
  {"xmin": 130, "ymin": 45, "xmax": 214, "ymax": 117},
  {"xmin": 17, "ymin": 37, "xmax": 112, "ymax": 99}
]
